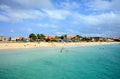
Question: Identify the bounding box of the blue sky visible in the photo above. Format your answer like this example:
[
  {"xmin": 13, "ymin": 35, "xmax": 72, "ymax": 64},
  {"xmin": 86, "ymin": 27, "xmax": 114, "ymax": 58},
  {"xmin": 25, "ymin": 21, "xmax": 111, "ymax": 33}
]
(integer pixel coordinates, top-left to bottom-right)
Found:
[{"xmin": 0, "ymin": 0, "xmax": 120, "ymax": 37}]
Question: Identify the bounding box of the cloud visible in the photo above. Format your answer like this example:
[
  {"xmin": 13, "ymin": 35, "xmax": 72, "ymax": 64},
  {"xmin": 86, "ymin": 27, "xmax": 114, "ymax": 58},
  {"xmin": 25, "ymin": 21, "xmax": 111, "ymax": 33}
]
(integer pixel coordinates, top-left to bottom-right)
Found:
[
  {"xmin": 43, "ymin": 9, "xmax": 70, "ymax": 20},
  {"xmin": 0, "ymin": 0, "xmax": 56, "ymax": 23},
  {"xmin": 86, "ymin": 0, "xmax": 120, "ymax": 11},
  {"xmin": 86, "ymin": 0, "xmax": 111, "ymax": 11},
  {"xmin": 59, "ymin": 0, "xmax": 80, "ymax": 10},
  {"xmin": 0, "ymin": 3, "xmax": 70, "ymax": 23},
  {"xmin": 12, "ymin": 0, "xmax": 54, "ymax": 9},
  {"xmin": 71, "ymin": 11, "xmax": 120, "ymax": 37},
  {"xmin": 0, "ymin": 4, "xmax": 44, "ymax": 23},
  {"xmin": 55, "ymin": 32, "xmax": 66, "ymax": 35},
  {"xmin": 0, "ymin": 0, "xmax": 120, "ymax": 37},
  {"xmin": 10, "ymin": 29, "xmax": 14, "ymax": 33},
  {"xmin": 36, "ymin": 23, "xmax": 58, "ymax": 29},
  {"xmin": 73, "ymin": 12, "xmax": 120, "ymax": 27},
  {"xmin": 0, "ymin": 15, "xmax": 10, "ymax": 22}
]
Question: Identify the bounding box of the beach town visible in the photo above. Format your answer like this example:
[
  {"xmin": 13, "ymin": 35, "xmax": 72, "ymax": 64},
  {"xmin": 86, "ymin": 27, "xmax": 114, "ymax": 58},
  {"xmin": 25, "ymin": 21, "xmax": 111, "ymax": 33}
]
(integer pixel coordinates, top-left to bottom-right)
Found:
[
  {"xmin": 0, "ymin": 0, "xmax": 120, "ymax": 79},
  {"xmin": 0, "ymin": 33, "xmax": 120, "ymax": 50}
]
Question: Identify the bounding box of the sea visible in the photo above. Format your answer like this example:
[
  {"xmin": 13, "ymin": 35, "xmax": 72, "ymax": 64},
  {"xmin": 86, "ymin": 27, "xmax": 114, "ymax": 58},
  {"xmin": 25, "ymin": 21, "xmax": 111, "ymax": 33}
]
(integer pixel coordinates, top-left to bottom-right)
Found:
[{"xmin": 0, "ymin": 44, "xmax": 120, "ymax": 79}]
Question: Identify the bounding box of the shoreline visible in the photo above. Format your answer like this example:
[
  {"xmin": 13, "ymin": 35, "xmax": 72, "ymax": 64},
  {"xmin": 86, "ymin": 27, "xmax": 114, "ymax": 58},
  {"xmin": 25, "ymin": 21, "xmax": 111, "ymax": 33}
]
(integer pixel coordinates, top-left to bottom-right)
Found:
[{"xmin": 0, "ymin": 42, "xmax": 120, "ymax": 50}]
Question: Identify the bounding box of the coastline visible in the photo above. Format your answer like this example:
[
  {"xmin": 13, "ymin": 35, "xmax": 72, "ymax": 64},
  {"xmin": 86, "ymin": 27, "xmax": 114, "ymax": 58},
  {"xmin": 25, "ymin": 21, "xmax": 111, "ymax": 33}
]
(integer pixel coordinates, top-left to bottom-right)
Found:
[{"xmin": 0, "ymin": 42, "xmax": 119, "ymax": 50}]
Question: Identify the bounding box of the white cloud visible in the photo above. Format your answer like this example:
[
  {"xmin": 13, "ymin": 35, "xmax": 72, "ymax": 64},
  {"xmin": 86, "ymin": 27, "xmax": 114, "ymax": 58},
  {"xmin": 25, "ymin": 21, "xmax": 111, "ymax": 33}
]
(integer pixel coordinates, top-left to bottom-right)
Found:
[
  {"xmin": 36, "ymin": 23, "xmax": 58, "ymax": 29},
  {"xmin": 0, "ymin": 0, "xmax": 120, "ymax": 37},
  {"xmin": 71, "ymin": 11, "xmax": 120, "ymax": 37},
  {"xmin": 0, "ymin": 4, "xmax": 11, "ymax": 11},
  {"xmin": 86, "ymin": 0, "xmax": 120, "ymax": 11},
  {"xmin": 87, "ymin": 0, "xmax": 111, "ymax": 11},
  {"xmin": 0, "ymin": 15, "xmax": 10, "ymax": 22},
  {"xmin": 73, "ymin": 12, "xmax": 120, "ymax": 27},
  {"xmin": 55, "ymin": 32, "xmax": 66, "ymax": 35},
  {"xmin": 43, "ymin": 9, "xmax": 70, "ymax": 20},
  {"xmin": 60, "ymin": 1, "xmax": 80, "ymax": 10},
  {"xmin": 0, "ymin": 4, "xmax": 71, "ymax": 23},
  {"xmin": 10, "ymin": 29, "xmax": 14, "ymax": 33},
  {"xmin": 0, "ymin": 4, "xmax": 44, "ymax": 23},
  {"xmin": 12, "ymin": 0, "xmax": 54, "ymax": 9}
]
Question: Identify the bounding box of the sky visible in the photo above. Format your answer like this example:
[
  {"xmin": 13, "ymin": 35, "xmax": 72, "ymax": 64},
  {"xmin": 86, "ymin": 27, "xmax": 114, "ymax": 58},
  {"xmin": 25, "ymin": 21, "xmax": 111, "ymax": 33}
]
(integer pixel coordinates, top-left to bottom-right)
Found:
[{"xmin": 0, "ymin": 0, "xmax": 120, "ymax": 37}]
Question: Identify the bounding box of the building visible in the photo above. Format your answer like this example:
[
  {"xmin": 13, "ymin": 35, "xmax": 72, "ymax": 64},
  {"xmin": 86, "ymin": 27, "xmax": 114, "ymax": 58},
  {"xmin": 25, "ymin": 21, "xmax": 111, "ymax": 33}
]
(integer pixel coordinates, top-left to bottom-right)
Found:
[
  {"xmin": 67, "ymin": 35, "xmax": 75, "ymax": 42},
  {"xmin": 106, "ymin": 38, "xmax": 114, "ymax": 42},
  {"xmin": 17, "ymin": 37, "xmax": 30, "ymax": 42},
  {"xmin": 45, "ymin": 36, "xmax": 55, "ymax": 39},
  {"xmin": 91, "ymin": 37, "xmax": 105, "ymax": 42},
  {"xmin": 45, "ymin": 36, "xmax": 56, "ymax": 42},
  {"xmin": 0, "ymin": 36, "xmax": 5, "ymax": 41},
  {"xmin": 99, "ymin": 37, "xmax": 104, "ymax": 42},
  {"xmin": 67, "ymin": 35, "xmax": 75, "ymax": 39},
  {"xmin": 112, "ymin": 37, "xmax": 120, "ymax": 42},
  {"xmin": 11, "ymin": 38, "xmax": 17, "ymax": 42}
]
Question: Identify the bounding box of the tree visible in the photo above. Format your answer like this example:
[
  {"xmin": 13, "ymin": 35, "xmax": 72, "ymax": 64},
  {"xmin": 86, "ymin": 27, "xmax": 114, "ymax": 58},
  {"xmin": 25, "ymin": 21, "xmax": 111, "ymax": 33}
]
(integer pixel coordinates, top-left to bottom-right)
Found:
[
  {"xmin": 82, "ymin": 37, "xmax": 90, "ymax": 42},
  {"xmin": 60, "ymin": 35, "xmax": 64, "ymax": 40},
  {"xmin": 60, "ymin": 34, "xmax": 67, "ymax": 42},
  {"xmin": 45, "ymin": 38, "xmax": 50, "ymax": 42},
  {"xmin": 37, "ymin": 34, "xmax": 45, "ymax": 41},
  {"xmin": 8, "ymin": 37, "xmax": 11, "ymax": 41},
  {"xmin": 76, "ymin": 35, "xmax": 82, "ymax": 38},
  {"xmin": 29, "ymin": 33, "xmax": 37, "ymax": 42},
  {"xmin": 37, "ymin": 34, "xmax": 40, "ymax": 39},
  {"xmin": 71, "ymin": 37, "xmax": 76, "ymax": 42}
]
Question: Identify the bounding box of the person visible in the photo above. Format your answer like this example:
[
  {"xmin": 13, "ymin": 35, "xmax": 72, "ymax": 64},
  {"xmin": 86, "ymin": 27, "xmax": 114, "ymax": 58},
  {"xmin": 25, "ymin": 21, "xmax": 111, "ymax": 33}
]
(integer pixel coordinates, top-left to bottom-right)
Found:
[
  {"xmin": 60, "ymin": 47, "xmax": 64, "ymax": 53},
  {"xmin": 24, "ymin": 45, "xmax": 26, "ymax": 47},
  {"xmin": 38, "ymin": 40, "xmax": 40, "ymax": 44}
]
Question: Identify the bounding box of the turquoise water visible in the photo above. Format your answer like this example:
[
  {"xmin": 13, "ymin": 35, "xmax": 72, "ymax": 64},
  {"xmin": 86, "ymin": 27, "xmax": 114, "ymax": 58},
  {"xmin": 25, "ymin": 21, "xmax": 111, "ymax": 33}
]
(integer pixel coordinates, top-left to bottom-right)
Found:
[{"xmin": 0, "ymin": 44, "xmax": 120, "ymax": 79}]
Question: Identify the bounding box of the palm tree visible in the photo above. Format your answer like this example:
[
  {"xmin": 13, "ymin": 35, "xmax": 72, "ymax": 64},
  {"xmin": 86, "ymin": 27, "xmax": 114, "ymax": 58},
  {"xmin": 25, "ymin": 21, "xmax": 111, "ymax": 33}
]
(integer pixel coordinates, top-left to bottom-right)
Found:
[
  {"xmin": 29, "ymin": 33, "xmax": 37, "ymax": 42},
  {"xmin": 37, "ymin": 34, "xmax": 45, "ymax": 41}
]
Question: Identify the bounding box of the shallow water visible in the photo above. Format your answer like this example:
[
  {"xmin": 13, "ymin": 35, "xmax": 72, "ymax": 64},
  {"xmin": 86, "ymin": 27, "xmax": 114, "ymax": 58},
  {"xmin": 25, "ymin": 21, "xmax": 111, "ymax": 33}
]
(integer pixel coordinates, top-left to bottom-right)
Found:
[{"xmin": 0, "ymin": 44, "xmax": 120, "ymax": 79}]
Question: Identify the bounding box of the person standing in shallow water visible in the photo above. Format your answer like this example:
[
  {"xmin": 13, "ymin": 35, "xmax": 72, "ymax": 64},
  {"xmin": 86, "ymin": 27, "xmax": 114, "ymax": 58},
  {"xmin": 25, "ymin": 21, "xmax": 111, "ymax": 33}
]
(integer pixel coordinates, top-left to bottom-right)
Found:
[
  {"xmin": 60, "ymin": 48, "xmax": 69, "ymax": 53},
  {"xmin": 60, "ymin": 47, "xmax": 64, "ymax": 53}
]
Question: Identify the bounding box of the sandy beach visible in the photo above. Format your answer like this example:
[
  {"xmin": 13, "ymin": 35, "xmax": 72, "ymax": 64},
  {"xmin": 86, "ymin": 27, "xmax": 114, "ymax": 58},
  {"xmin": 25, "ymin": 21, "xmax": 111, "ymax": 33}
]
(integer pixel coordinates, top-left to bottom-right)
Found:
[{"xmin": 0, "ymin": 42, "xmax": 119, "ymax": 50}]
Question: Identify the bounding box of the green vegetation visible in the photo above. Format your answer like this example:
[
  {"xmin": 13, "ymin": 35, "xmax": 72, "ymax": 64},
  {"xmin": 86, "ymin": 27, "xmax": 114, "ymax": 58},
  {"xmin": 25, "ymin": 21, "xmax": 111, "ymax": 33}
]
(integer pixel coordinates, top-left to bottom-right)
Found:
[
  {"xmin": 24, "ymin": 33, "xmax": 120, "ymax": 42},
  {"xmin": 29, "ymin": 33, "xmax": 37, "ymax": 42},
  {"xmin": 37, "ymin": 34, "xmax": 45, "ymax": 41},
  {"xmin": 29, "ymin": 33, "xmax": 46, "ymax": 42},
  {"xmin": 1, "ymin": 33, "xmax": 119, "ymax": 43}
]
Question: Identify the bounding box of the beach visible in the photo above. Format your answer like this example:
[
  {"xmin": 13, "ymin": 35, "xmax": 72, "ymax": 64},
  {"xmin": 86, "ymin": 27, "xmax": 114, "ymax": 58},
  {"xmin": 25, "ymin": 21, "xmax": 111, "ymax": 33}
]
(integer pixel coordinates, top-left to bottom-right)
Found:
[{"xmin": 0, "ymin": 42, "xmax": 119, "ymax": 50}]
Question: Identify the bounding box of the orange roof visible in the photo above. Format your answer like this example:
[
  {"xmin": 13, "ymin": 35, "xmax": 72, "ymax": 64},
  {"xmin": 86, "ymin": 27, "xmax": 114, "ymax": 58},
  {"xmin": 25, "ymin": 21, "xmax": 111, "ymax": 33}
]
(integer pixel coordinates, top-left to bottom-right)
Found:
[
  {"xmin": 45, "ymin": 36, "xmax": 55, "ymax": 39},
  {"xmin": 67, "ymin": 35, "xmax": 75, "ymax": 39}
]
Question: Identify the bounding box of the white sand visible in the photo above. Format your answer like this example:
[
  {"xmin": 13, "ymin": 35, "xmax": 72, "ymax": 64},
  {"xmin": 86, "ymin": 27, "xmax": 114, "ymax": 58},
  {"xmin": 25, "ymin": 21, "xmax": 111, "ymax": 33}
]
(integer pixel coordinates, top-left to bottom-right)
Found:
[{"xmin": 0, "ymin": 42, "xmax": 119, "ymax": 50}]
